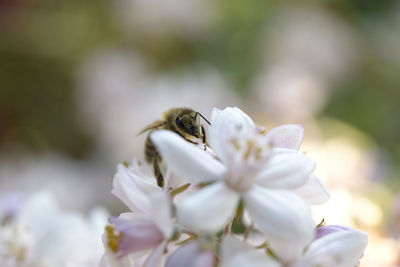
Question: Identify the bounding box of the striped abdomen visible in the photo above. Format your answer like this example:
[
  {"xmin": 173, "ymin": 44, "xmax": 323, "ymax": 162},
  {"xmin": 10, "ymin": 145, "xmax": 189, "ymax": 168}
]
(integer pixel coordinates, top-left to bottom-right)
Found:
[
  {"xmin": 145, "ymin": 132, "xmax": 164, "ymax": 187},
  {"xmin": 144, "ymin": 132, "xmax": 160, "ymax": 163}
]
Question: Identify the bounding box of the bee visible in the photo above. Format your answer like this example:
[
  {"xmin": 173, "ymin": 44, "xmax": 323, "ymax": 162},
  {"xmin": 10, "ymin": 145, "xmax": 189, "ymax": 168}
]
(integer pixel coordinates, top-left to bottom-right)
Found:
[{"xmin": 139, "ymin": 108, "xmax": 210, "ymax": 187}]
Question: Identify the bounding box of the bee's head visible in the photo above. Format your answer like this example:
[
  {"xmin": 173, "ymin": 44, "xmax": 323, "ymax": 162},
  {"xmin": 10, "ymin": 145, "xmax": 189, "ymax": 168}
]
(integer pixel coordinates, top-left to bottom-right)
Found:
[{"xmin": 176, "ymin": 112, "xmax": 202, "ymax": 139}]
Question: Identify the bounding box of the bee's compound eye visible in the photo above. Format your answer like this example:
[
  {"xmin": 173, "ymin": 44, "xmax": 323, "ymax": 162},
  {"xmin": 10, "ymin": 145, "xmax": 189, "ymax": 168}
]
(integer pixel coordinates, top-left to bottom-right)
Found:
[
  {"xmin": 176, "ymin": 117, "xmax": 184, "ymax": 128},
  {"xmin": 177, "ymin": 116, "xmax": 191, "ymax": 131}
]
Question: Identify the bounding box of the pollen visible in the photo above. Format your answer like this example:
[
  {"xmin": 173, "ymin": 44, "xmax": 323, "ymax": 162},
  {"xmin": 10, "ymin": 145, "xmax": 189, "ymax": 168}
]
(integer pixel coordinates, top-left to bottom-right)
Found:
[
  {"xmin": 243, "ymin": 140, "xmax": 255, "ymax": 160},
  {"xmin": 122, "ymin": 161, "xmax": 130, "ymax": 168},
  {"xmin": 258, "ymin": 127, "xmax": 268, "ymax": 136},
  {"xmin": 105, "ymin": 225, "xmax": 123, "ymax": 253},
  {"xmin": 6, "ymin": 241, "xmax": 27, "ymax": 262},
  {"xmin": 232, "ymin": 139, "xmax": 241, "ymax": 150},
  {"xmin": 255, "ymin": 147, "xmax": 263, "ymax": 160}
]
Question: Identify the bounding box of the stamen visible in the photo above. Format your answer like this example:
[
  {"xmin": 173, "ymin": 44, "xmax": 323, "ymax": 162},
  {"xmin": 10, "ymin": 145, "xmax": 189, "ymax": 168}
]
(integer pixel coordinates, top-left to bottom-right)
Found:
[
  {"xmin": 105, "ymin": 225, "xmax": 123, "ymax": 253},
  {"xmin": 232, "ymin": 139, "xmax": 241, "ymax": 151},
  {"xmin": 255, "ymin": 147, "xmax": 263, "ymax": 161},
  {"xmin": 258, "ymin": 127, "xmax": 268, "ymax": 136},
  {"xmin": 170, "ymin": 183, "xmax": 191, "ymax": 199},
  {"xmin": 7, "ymin": 242, "xmax": 26, "ymax": 262},
  {"xmin": 243, "ymin": 140, "xmax": 255, "ymax": 160}
]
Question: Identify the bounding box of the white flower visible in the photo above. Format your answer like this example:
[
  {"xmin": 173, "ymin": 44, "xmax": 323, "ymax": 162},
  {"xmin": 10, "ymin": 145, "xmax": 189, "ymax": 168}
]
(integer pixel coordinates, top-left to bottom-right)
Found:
[
  {"xmin": 0, "ymin": 223, "xmax": 35, "ymax": 267},
  {"xmin": 221, "ymin": 226, "xmax": 368, "ymax": 267},
  {"xmin": 151, "ymin": 107, "xmax": 326, "ymax": 259},
  {"xmin": 101, "ymin": 210, "xmax": 172, "ymax": 267},
  {"xmin": 0, "ymin": 191, "xmax": 108, "ymax": 267},
  {"xmin": 297, "ymin": 225, "xmax": 368, "ymax": 267},
  {"xmin": 111, "ymin": 160, "xmax": 161, "ymax": 218},
  {"xmin": 264, "ymin": 124, "xmax": 329, "ymax": 205},
  {"xmin": 102, "ymin": 213, "xmax": 169, "ymax": 267},
  {"xmin": 111, "ymin": 159, "xmax": 192, "ymax": 211},
  {"xmin": 103, "ymin": 164, "xmax": 175, "ymax": 267},
  {"xmin": 111, "ymin": 160, "xmax": 174, "ymax": 238}
]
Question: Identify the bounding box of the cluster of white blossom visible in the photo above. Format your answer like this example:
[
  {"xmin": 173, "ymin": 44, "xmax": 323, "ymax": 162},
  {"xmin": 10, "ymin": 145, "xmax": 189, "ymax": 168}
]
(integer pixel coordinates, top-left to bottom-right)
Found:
[
  {"xmin": 0, "ymin": 191, "xmax": 108, "ymax": 267},
  {"xmin": 101, "ymin": 107, "xmax": 368, "ymax": 267}
]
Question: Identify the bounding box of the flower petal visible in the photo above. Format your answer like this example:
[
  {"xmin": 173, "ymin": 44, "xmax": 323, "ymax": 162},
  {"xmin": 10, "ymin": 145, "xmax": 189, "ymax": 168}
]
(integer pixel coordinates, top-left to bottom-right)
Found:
[
  {"xmin": 221, "ymin": 236, "xmax": 280, "ymax": 267},
  {"xmin": 243, "ymin": 185, "xmax": 315, "ymax": 260},
  {"xmin": 257, "ymin": 149, "xmax": 315, "ymax": 190},
  {"xmin": 303, "ymin": 229, "xmax": 368, "ymax": 267},
  {"xmin": 176, "ymin": 182, "xmax": 240, "ymax": 233},
  {"xmin": 110, "ymin": 217, "xmax": 163, "ymax": 258},
  {"xmin": 100, "ymin": 244, "xmax": 136, "ymax": 267},
  {"xmin": 209, "ymin": 107, "xmax": 256, "ymax": 164},
  {"xmin": 15, "ymin": 191, "xmax": 58, "ymax": 242},
  {"xmin": 210, "ymin": 107, "xmax": 222, "ymax": 123},
  {"xmin": 292, "ymin": 174, "xmax": 330, "ymax": 205},
  {"xmin": 151, "ymin": 130, "xmax": 226, "ymax": 183},
  {"xmin": 266, "ymin": 124, "xmax": 304, "ymax": 150},
  {"xmin": 164, "ymin": 168, "xmax": 188, "ymax": 190},
  {"xmin": 143, "ymin": 240, "xmax": 168, "ymax": 267},
  {"xmin": 165, "ymin": 241, "xmax": 216, "ymax": 267},
  {"xmin": 314, "ymin": 225, "xmax": 353, "ymax": 240},
  {"xmin": 148, "ymin": 191, "xmax": 173, "ymax": 239},
  {"xmin": 128, "ymin": 159, "xmax": 160, "ymax": 192},
  {"xmin": 112, "ymin": 166, "xmax": 152, "ymax": 216}
]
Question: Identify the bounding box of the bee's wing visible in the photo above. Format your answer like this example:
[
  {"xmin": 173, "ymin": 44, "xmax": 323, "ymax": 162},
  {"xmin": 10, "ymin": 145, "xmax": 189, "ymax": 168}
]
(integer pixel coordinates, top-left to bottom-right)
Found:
[{"xmin": 138, "ymin": 120, "xmax": 165, "ymax": 135}]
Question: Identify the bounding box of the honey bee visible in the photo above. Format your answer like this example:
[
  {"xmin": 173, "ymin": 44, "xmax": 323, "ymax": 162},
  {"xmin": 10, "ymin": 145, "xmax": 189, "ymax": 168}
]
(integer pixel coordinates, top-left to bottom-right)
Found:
[{"xmin": 139, "ymin": 108, "xmax": 210, "ymax": 187}]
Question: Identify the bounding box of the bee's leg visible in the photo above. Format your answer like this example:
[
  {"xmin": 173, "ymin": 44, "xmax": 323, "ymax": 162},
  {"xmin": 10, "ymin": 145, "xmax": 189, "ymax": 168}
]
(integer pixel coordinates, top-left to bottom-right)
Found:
[
  {"xmin": 201, "ymin": 125, "xmax": 207, "ymax": 150},
  {"xmin": 153, "ymin": 157, "xmax": 164, "ymax": 188},
  {"xmin": 201, "ymin": 125, "xmax": 207, "ymax": 143}
]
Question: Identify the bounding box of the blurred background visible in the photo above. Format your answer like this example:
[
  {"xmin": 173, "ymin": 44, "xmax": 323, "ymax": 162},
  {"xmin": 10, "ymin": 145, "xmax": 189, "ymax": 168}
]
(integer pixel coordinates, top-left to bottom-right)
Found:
[{"xmin": 1, "ymin": 0, "xmax": 400, "ymax": 266}]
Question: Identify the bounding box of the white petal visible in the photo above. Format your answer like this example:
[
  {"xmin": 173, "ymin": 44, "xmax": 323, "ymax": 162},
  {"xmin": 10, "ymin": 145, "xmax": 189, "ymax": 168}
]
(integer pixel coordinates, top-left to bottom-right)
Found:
[
  {"xmin": 112, "ymin": 167, "xmax": 151, "ymax": 216},
  {"xmin": 148, "ymin": 191, "xmax": 173, "ymax": 239},
  {"xmin": 166, "ymin": 241, "xmax": 215, "ymax": 267},
  {"xmin": 101, "ymin": 229, "xmax": 138, "ymax": 267},
  {"xmin": 110, "ymin": 217, "xmax": 163, "ymax": 257},
  {"xmin": 267, "ymin": 237, "xmax": 308, "ymax": 263},
  {"xmin": 151, "ymin": 130, "xmax": 226, "ymax": 183},
  {"xmin": 210, "ymin": 107, "xmax": 222, "ymax": 123},
  {"xmin": 257, "ymin": 149, "xmax": 315, "ymax": 190},
  {"xmin": 177, "ymin": 182, "xmax": 240, "ymax": 233},
  {"xmin": 303, "ymin": 230, "xmax": 368, "ymax": 267},
  {"xmin": 243, "ymin": 186, "xmax": 315, "ymax": 259},
  {"xmin": 209, "ymin": 107, "xmax": 256, "ymax": 164},
  {"xmin": 221, "ymin": 236, "xmax": 280, "ymax": 267},
  {"xmin": 129, "ymin": 159, "xmax": 160, "ymax": 192},
  {"xmin": 292, "ymin": 175, "xmax": 330, "ymax": 205},
  {"xmin": 100, "ymin": 247, "xmax": 136, "ymax": 267},
  {"xmin": 89, "ymin": 207, "xmax": 110, "ymax": 236},
  {"xmin": 143, "ymin": 241, "xmax": 168, "ymax": 267},
  {"xmin": 164, "ymin": 168, "xmax": 188, "ymax": 190},
  {"xmin": 16, "ymin": 191, "xmax": 59, "ymax": 242},
  {"xmin": 267, "ymin": 124, "xmax": 304, "ymax": 150}
]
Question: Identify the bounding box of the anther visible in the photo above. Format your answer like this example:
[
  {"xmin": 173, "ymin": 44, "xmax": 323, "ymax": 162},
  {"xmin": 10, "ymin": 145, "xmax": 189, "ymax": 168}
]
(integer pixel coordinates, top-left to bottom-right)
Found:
[
  {"xmin": 244, "ymin": 140, "xmax": 255, "ymax": 160},
  {"xmin": 105, "ymin": 225, "xmax": 122, "ymax": 253}
]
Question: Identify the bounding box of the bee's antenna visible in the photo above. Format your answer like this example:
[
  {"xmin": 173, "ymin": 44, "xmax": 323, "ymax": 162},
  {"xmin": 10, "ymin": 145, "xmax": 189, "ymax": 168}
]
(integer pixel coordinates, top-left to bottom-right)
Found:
[{"xmin": 196, "ymin": 112, "xmax": 211, "ymax": 125}]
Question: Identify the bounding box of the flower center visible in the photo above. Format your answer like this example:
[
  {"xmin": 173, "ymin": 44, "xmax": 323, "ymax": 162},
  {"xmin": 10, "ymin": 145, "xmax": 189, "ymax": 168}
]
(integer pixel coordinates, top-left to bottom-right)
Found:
[
  {"xmin": 225, "ymin": 134, "xmax": 272, "ymax": 193},
  {"xmin": 0, "ymin": 225, "xmax": 33, "ymax": 264},
  {"xmin": 105, "ymin": 225, "xmax": 123, "ymax": 253},
  {"xmin": 231, "ymin": 135, "xmax": 270, "ymax": 164}
]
